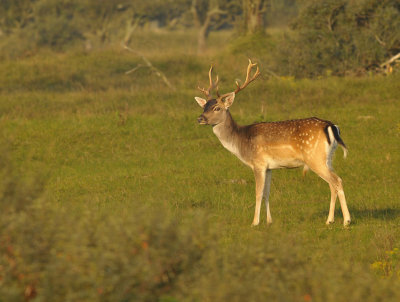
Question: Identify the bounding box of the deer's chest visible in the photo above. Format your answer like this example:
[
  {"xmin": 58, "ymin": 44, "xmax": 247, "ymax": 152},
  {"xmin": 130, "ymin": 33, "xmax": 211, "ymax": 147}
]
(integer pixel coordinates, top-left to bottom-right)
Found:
[{"xmin": 213, "ymin": 127, "xmax": 251, "ymax": 167}]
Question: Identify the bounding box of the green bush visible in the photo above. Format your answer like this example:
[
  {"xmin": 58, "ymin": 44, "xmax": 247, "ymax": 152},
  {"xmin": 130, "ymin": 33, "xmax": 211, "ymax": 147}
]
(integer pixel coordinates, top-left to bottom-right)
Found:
[
  {"xmin": 0, "ymin": 150, "xmax": 210, "ymax": 301},
  {"xmin": 276, "ymin": 0, "xmax": 400, "ymax": 77},
  {"xmin": 371, "ymin": 248, "xmax": 400, "ymax": 279},
  {"xmin": 183, "ymin": 242, "xmax": 400, "ymax": 302},
  {"xmin": 35, "ymin": 15, "xmax": 84, "ymax": 49}
]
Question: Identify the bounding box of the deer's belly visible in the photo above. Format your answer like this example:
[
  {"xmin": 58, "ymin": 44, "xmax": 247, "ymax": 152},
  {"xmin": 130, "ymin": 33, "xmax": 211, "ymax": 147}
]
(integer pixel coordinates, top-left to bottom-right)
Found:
[
  {"xmin": 265, "ymin": 157, "xmax": 304, "ymax": 169},
  {"xmin": 260, "ymin": 145, "xmax": 304, "ymax": 169}
]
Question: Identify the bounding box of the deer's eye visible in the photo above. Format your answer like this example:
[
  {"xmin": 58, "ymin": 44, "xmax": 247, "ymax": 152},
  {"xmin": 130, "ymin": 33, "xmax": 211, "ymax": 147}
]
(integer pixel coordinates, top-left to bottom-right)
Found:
[{"xmin": 214, "ymin": 107, "xmax": 221, "ymax": 112}]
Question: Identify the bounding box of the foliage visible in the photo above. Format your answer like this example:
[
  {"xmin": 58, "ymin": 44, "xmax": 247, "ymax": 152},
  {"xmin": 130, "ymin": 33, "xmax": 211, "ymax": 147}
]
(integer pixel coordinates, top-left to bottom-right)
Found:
[
  {"xmin": 0, "ymin": 150, "xmax": 211, "ymax": 301},
  {"xmin": 371, "ymin": 248, "xmax": 400, "ymax": 279},
  {"xmin": 277, "ymin": 0, "xmax": 400, "ymax": 77},
  {"xmin": 1, "ymin": 0, "xmax": 399, "ymax": 78},
  {"xmin": 190, "ymin": 0, "xmax": 242, "ymax": 30},
  {"xmin": 265, "ymin": 0, "xmax": 298, "ymax": 27},
  {"xmin": 0, "ymin": 0, "xmax": 36, "ymax": 33},
  {"xmin": 0, "ymin": 0, "xmax": 195, "ymax": 52},
  {"xmin": 33, "ymin": 0, "xmax": 85, "ymax": 49}
]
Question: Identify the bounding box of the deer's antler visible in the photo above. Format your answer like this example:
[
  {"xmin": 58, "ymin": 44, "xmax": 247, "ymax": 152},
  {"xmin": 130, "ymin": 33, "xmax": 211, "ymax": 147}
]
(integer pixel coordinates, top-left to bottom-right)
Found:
[
  {"xmin": 197, "ymin": 65, "xmax": 219, "ymax": 99},
  {"xmin": 219, "ymin": 59, "xmax": 260, "ymax": 99}
]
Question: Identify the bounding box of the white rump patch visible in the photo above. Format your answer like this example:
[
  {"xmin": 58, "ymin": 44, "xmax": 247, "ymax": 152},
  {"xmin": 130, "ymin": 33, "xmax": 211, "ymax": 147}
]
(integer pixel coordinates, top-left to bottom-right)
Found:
[
  {"xmin": 325, "ymin": 141, "xmax": 337, "ymax": 170},
  {"xmin": 327, "ymin": 126, "xmax": 335, "ymax": 146}
]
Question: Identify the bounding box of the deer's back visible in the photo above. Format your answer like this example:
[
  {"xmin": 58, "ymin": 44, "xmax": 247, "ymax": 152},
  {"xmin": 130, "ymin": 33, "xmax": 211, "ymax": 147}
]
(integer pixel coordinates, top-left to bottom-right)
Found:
[{"xmin": 242, "ymin": 117, "xmax": 332, "ymax": 143}]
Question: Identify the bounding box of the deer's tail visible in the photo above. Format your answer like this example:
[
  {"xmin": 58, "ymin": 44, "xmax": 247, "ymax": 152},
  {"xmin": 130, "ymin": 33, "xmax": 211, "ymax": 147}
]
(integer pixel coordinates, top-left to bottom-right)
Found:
[{"xmin": 324, "ymin": 124, "xmax": 348, "ymax": 159}]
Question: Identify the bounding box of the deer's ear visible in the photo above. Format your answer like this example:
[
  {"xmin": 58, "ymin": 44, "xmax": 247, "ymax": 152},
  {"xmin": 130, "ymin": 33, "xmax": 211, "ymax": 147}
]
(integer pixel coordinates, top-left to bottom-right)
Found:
[
  {"xmin": 195, "ymin": 97, "xmax": 207, "ymax": 108},
  {"xmin": 223, "ymin": 92, "xmax": 235, "ymax": 109}
]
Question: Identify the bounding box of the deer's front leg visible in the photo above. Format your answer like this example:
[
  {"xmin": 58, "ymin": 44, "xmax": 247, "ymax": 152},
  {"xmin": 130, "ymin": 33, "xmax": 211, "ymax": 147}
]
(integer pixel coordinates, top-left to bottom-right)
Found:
[{"xmin": 252, "ymin": 168, "xmax": 266, "ymax": 226}]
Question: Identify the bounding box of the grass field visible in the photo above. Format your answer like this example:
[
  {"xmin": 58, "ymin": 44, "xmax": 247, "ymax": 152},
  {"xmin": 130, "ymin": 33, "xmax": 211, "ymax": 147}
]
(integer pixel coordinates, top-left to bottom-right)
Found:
[{"xmin": 1, "ymin": 30, "xmax": 400, "ymax": 301}]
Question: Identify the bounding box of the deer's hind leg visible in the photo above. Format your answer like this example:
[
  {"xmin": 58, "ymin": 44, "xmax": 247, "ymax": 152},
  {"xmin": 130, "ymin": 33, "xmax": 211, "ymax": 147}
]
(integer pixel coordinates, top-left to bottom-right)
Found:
[
  {"xmin": 264, "ymin": 169, "xmax": 272, "ymax": 224},
  {"xmin": 326, "ymin": 183, "xmax": 337, "ymax": 224},
  {"xmin": 308, "ymin": 163, "xmax": 351, "ymax": 227}
]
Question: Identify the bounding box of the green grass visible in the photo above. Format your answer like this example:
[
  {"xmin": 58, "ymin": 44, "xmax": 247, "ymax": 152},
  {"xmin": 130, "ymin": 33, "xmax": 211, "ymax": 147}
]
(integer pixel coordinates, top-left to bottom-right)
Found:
[{"xmin": 1, "ymin": 31, "xmax": 400, "ymax": 301}]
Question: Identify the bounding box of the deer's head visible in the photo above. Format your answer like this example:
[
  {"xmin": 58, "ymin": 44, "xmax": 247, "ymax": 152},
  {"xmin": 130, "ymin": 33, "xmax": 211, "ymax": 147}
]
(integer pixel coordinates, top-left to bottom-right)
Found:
[
  {"xmin": 195, "ymin": 59, "xmax": 260, "ymax": 126},
  {"xmin": 195, "ymin": 93, "xmax": 235, "ymax": 125}
]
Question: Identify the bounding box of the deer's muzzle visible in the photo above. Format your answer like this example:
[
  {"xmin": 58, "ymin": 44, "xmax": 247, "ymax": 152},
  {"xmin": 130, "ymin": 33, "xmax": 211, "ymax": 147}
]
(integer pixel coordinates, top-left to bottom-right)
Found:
[{"xmin": 197, "ymin": 115, "xmax": 207, "ymax": 125}]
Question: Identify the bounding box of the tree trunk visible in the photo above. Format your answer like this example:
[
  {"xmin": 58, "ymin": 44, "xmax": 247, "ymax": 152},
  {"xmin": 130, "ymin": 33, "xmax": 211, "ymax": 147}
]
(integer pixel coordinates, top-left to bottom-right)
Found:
[
  {"xmin": 123, "ymin": 17, "xmax": 141, "ymax": 46},
  {"xmin": 197, "ymin": 25, "xmax": 208, "ymax": 53},
  {"xmin": 191, "ymin": 0, "xmax": 226, "ymax": 53},
  {"xmin": 244, "ymin": 0, "xmax": 266, "ymax": 34}
]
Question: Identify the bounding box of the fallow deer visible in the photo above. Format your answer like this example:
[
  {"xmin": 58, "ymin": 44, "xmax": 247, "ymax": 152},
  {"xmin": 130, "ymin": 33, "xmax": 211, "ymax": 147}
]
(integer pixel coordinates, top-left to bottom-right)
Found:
[{"xmin": 194, "ymin": 60, "xmax": 351, "ymax": 226}]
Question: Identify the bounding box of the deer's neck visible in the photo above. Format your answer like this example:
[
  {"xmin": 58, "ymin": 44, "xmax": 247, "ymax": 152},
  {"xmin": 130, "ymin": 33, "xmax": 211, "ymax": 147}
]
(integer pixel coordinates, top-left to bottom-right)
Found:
[{"xmin": 212, "ymin": 111, "xmax": 244, "ymax": 160}]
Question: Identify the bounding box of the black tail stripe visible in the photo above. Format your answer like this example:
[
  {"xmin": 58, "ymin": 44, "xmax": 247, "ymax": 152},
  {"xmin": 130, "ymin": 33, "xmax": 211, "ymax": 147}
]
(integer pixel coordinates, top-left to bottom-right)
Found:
[
  {"xmin": 332, "ymin": 125, "xmax": 347, "ymax": 149},
  {"xmin": 324, "ymin": 124, "xmax": 347, "ymax": 148},
  {"xmin": 323, "ymin": 125, "xmax": 331, "ymax": 144}
]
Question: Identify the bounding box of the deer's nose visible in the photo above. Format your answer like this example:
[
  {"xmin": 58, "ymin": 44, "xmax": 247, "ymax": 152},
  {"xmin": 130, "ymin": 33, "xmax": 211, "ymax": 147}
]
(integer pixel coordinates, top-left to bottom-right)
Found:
[{"xmin": 197, "ymin": 115, "xmax": 207, "ymax": 124}]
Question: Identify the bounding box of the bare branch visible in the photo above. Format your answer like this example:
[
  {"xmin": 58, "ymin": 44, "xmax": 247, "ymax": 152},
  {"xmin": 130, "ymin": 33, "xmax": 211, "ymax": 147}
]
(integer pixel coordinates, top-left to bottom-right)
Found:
[
  {"xmin": 374, "ymin": 34, "xmax": 386, "ymax": 47},
  {"xmin": 207, "ymin": 7, "xmax": 227, "ymax": 18},
  {"xmin": 380, "ymin": 52, "xmax": 400, "ymax": 68},
  {"xmin": 125, "ymin": 64, "xmax": 144, "ymax": 75},
  {"xmin": 123, "ymin": 17, "xmax": 141, "ymax": 45},
  {"xmin": 123, "ymin": 44, "xmax": 175, "ymax": 91}
]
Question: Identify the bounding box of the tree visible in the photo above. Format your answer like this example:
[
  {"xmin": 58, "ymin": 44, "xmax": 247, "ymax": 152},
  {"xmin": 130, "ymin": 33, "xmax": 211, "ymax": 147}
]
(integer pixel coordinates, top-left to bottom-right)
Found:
[
  {"xmin": 79, "ymin": 0, "xmax": 129, "ymax": 44},
  {"xmin": 243, "ymin": 0, "xmax": 267, "ymax": 34},
  {"xmin": 191, "ymin": 0, "xmax": 226, "ymax": 53},
  {"xmin": 190, "ymin": 0, "xmax": 241, "ymax": 52},
  {"xmin": 122, "ymin": 0, "xmax": 191, "ymax": 45}
]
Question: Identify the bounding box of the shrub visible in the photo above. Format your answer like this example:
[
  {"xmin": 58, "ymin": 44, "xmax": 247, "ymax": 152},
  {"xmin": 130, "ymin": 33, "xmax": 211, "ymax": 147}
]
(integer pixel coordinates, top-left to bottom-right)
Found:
[
  {"xmin": 371, "ymin": 248, "xmax": 400, "ymax": 279},
  {"xmin": 276, "ymin": 0, "xmax": 400, "ymax": 77},
  {"xmin": 0, "ymin": 149, "xmax": 210, "ymax": 301}
]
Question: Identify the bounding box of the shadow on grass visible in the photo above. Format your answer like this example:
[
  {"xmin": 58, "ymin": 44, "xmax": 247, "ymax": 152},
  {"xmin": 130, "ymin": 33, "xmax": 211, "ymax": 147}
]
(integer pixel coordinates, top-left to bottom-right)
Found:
[
  {"xmin": 350, "ymin": 208, "xmax": 400, "ymax": 221},
  {"xmin": 313, "ymin": 208, "xmax": 400, "ymax": 225}
]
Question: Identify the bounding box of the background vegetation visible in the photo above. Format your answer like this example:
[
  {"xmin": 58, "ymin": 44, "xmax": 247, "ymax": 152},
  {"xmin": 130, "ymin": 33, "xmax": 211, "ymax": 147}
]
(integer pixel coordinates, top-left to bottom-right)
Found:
[
  {"xmin": 1, "ymin": 0, "xmax": 400, "ymax": 301},
  {"xmin": 1, "ymin": 0, "xmax": 399, "ymax": 75}
]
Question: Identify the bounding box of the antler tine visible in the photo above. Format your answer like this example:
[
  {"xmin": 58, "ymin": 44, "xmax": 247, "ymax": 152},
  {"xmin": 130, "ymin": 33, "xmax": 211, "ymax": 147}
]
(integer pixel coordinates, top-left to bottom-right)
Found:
[
  {"xmin": 199, "ymin": 60, "xmax": 260, "ymax": 100},
  {"xmin": 197, "ymin": 65, "xmax": 219, "ymax": 99},
  {"xmin": 234, "ymin": 59, "xmax": 260, "ymax": 94},
  {"xmin": 218, "ymin": 59, "xmax": 260, "ymax": 99}
]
